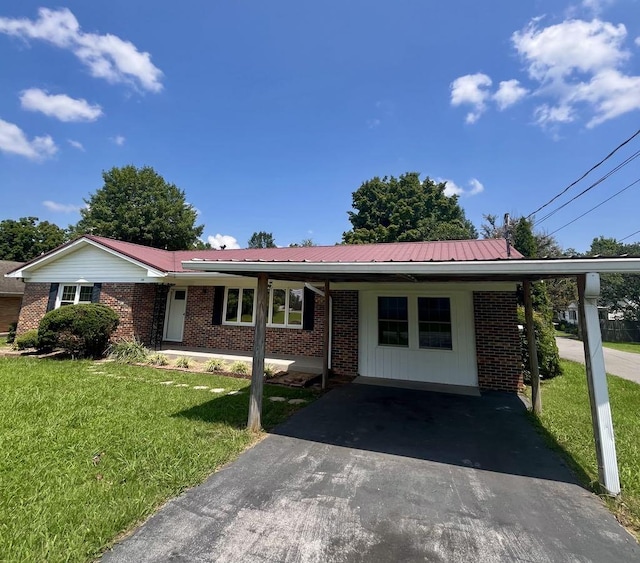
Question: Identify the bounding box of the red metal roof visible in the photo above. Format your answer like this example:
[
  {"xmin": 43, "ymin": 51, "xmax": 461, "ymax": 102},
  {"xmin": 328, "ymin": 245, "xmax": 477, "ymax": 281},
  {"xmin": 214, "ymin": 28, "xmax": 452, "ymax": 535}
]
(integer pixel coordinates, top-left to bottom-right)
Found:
[{"xmin": 84, "ymin": 235, "xmax": 523, "ymax": 273}]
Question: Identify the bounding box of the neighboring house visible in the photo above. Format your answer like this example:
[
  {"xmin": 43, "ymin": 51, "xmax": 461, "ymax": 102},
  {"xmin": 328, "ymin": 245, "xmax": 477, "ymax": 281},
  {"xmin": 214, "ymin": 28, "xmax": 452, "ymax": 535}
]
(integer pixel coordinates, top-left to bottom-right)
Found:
[
  {"xmin": 8, "ymin": 235, "xmax": 525, "ymax": 394},
  {"xmin": 558, "ymin": 301, "xmax": 629, "ymax": 325},
  {"xmin": 0, "ymin": 260, "xmax": 25, "ymax": 333}
]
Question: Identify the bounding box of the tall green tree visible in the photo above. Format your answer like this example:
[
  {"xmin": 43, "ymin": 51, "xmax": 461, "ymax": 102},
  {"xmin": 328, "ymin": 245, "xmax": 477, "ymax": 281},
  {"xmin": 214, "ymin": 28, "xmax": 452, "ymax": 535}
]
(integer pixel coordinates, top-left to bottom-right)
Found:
[
  {"xmin": 0, "ymin": 217, "xmax": 67, "ymax": 261},
  {"xmin": 588, "ymin": 236, "xmax": 640, "ymax": 322},
  {"xmin": 343, "ymin": 172, "xmax": 477, "ymax": 244},
  {"xmin": 248, "ymin": 231, "xmax": 276, "ymax": 248},
  {"xmin": 73, "ymin": 165, "xmax": 203, "ymax": 250}
]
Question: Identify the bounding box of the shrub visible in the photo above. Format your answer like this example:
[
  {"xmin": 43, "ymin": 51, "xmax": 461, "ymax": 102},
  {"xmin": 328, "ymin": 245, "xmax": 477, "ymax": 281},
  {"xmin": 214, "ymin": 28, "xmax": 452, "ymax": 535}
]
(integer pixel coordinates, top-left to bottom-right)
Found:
[
  {"xmin": 14, "ymin": 329, "xmax": 39, "ymax": 350},
  {"xmin": 109, "ymin": 338, "xmax": 150, "ymax": 364},
  {"xmin": 518, "ymin": 306, "xmax": 562, "ymax": 381},
  {"xmin": 230, "ymin": 360, "xmax": 250, "ymax": 375},
  {"xmin": 38, "ymin": 304, "xmax": 119, "ymax": 359},
  {"xmin": 264, "ymin": 364, "xmax": 277, "ymax": 378},
  {"xmin": 147, "ymin": 353, "xmax": 169, "ymax": 366},
  {"xmin": 6, "ymin": 322, "xmax": 17, "ymax": 344},
  {"xmin": 205, "ymin": 358, "xmax": 227, "ymax": 372},
  {"xmin": 175, "ymin": 356, "xmax": 191, "ymax": 369}
]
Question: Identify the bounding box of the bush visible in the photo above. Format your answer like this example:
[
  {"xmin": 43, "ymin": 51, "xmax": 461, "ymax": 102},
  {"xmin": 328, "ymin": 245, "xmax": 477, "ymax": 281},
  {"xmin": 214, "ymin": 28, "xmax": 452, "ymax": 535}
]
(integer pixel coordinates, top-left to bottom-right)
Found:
[
  {"xmin": 264, "ymin": 364, "xmax": 277, "ymax": 378},
  {"xmin": 38, "ymin": 304, "xmax": 119, "ymax": 359},
  {"xmin": 175, "ymin": 356, "xmax": 191, "ymax": 369},
  {"xmin": 6, "ymin": 322, "xmax": 17, "ymax": 344},
  {"xmin": 109, "ymin": 338, "xmax": 150, "ymax": 364},
  {"xmin": 14, "ymin": 329, "xmax": 39, "ymax": 350},
  {"xmin": 230, "ymin": 360, "xmax": 250, "ymax": 375},
  {"xmin": 518, "ymin": 306, "xmax": 562, "ymax": 381},
  {"xmin": 205, "ymin": 358, "xmax": 227, "ymax": 372},
  {"xmin": 147, "ymin": 353, "xmax": 169, "ymax": 366}
]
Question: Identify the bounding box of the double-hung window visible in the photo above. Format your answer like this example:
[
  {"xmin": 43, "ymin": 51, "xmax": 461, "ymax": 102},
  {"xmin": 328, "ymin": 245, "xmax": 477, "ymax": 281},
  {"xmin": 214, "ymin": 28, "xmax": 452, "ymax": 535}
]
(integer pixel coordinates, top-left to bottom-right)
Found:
[
  {"xmin": 378, "ymin": 296, "xmax": 409, "ymax": 346},
  {"xmin": 57, "ymin": 284, "xmax": 93, "ymax": 308},
  {"xmin": 269, "ymin": 288, "xmax": 303, "ymax": 327},
  {"xmin": 418, "ymin": 297, "xmax": 452, "ymax": 349},
  {"xmin": 222, "ymin": 286, "xmax": 305, "ymax": 328},
  {"xmin": 224, "ymin": 288, "xmax": 255, "ymax": 324}
]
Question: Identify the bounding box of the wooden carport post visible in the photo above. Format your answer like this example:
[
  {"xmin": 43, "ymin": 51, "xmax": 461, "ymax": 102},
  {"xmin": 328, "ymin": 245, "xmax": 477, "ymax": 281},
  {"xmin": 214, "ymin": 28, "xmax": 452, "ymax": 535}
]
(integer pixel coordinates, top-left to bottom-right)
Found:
[
  {"xmin": 523, "ymin": 281, "xmax": 541, "ymax": 414},
  {"xmin": 577, "ymin": 272, "xmax": 620, "ymax": 495},
  {"xmin": 247, "ymin": 273, "xmax": 269, "ymax": 432}
]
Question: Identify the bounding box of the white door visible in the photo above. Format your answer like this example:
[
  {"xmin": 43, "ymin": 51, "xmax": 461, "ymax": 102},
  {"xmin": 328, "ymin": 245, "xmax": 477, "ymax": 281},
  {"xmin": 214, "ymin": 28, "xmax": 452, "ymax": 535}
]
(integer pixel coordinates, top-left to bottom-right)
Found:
[{"xmin": 164, "ymin": 288, "xmax": 187, "ymax": 342}]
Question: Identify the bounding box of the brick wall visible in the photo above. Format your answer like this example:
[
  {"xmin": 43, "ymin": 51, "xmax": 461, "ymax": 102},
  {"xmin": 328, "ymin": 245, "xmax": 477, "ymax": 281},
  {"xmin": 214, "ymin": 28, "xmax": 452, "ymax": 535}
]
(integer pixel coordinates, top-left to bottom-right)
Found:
[
  {"xmin": 16, "ymin": 283, "xmax": 49, "ymax": 334},
  {"xmin": 181, "ymin": 286, "xmax": 326, "ymax": 357},
  {"xmin": 15, "ymin": 282, "xmax": 157, "ymax": 343},
  {"xmin": 100, "ymin": 283, "xmax": 156, "ymax": 344},
  {"xmin": 0, "ymin": 296, "xmax": 23, "ymax": 333},
  {"xmin": 331, "ymin": 290, "xmax": 358, "ymax": 377},
  {"xmin": 473, "ymin": 291, "xmax": 523, "ymax": 393}
]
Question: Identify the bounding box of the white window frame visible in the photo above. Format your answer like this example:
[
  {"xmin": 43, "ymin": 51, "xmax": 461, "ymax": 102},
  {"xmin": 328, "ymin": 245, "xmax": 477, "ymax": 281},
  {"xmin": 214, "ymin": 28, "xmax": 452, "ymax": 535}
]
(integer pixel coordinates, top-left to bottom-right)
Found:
[
  {"xmin": 267, "ymin": 287, "xmax": 304, "ymax": 329},
  {"xmin": 222, "ymin": 287, "xmax": 256, "ymax": 326},
  {"xmin": 56, "ymin": 284, "xmax": 94, "ymax": 308},
  {"xmin": 222, "ymin": 284, "xmax": 305, "ymax": 329}
]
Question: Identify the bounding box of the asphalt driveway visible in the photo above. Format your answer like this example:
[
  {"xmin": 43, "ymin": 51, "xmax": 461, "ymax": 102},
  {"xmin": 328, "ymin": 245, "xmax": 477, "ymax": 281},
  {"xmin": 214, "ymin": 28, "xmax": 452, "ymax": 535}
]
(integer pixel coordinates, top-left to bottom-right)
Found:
[{"xmin": 103, "ymin": 384, "xmax": 638, "ymax": 562}]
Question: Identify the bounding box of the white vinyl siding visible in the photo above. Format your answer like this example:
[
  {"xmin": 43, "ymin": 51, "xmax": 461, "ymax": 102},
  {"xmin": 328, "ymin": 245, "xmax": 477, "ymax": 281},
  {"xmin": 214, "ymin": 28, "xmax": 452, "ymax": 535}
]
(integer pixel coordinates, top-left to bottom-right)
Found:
[
  {"xmin": 25, "ymin": 244, "xmax": 153, "ymax": 283},
  {"xmin": 359, "ymin": 288, "xmax": 478, "ymax": 387}
]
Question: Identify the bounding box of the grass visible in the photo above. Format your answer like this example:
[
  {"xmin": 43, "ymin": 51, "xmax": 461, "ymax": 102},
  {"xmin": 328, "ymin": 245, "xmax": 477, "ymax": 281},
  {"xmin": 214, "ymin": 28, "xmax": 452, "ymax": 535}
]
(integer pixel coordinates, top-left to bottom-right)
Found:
[
  {"xmin": 0, "ymin": 357, "xmax": 316, "ymax": 562},
  {"xmin": 533, "ymin": 359, "xmax": 640, "ymax": 539},
  {"xmin": 602, "ymin": 341, "xmax": 640, "ymax": 354}
]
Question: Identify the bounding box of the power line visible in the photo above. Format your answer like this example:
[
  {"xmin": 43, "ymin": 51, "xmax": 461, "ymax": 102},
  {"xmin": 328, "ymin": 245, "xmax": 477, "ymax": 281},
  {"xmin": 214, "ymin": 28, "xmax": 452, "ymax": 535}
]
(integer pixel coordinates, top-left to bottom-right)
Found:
[
  {"xmin": 620, "ymin": 228, "xmax": 640, "ymax": 242},
  {"xmin": 536, "ymin": 149, "xmax": 640, "ymax": 225},
  {"xmin": 526, "ymin": 127, "xmax": 640, "ymax": 219},
  {"xmin": 548, "ymin": 177, "xmax": 640, "ymax": 236}
]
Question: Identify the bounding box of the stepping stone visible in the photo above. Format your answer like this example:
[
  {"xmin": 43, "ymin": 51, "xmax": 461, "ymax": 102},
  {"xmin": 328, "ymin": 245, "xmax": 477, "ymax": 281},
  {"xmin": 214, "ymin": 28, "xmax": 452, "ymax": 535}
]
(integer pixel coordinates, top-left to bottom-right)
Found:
[
  {"xmin": 227, "ymin": 390, "xmax": 240, "ymax": 395},
  {"xmin": 288, "ymin": 399, "xmax": 307, "ymax": 405},
  {"xmin": 160, "ymin": 381, "xmax": 174, "ymax": 385},
  {"xmin": 175, "ymin": 383, "xmax": 189, "ymax": 387},
  {"xmin": 193, "ymin": 386, "xmax": 209, "ymax": 390},
  {"xmin": 269, "ymin": 396, "xmax": 286, "ymax": 402},
  {"xmin": 210, "ymin": 388, "xmax": 225, "ymax": 393}
]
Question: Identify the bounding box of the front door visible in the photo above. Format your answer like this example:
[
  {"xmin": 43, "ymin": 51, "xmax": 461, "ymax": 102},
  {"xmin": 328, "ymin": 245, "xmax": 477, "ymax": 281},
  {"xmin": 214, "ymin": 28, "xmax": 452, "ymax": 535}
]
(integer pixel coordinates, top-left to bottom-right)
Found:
[{"xmin": 164, "ymin": 288, "xmax": 187, "ymax": 342}]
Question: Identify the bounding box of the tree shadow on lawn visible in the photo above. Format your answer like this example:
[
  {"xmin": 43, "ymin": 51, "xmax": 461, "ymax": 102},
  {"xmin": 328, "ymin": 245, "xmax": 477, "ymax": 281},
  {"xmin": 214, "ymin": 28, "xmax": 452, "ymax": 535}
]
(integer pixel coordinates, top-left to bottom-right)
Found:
[{"xmin": 172, "ymin": 388, "xmax": 312, "ymax": 431}]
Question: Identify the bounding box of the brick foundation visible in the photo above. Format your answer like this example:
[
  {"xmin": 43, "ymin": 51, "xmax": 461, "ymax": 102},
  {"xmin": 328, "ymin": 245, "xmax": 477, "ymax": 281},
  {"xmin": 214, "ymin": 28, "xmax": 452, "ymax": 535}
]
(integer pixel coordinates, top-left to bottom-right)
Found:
[
  {"xmin": 16, "ymin": 283, "xmax": 49, "ymax": 334},
  {"xmin": 331, "ymin": 290, "xmax": 358, "ymax": 377},
  {"xmin": 473, "ymin": 291, "xmax": 523, "ymax": 393}
]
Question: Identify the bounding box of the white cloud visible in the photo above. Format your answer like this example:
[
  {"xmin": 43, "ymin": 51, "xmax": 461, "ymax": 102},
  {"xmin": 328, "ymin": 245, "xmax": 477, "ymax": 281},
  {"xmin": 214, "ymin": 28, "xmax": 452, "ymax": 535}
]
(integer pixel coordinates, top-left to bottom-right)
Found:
[
  {"xmin": 110, "ymin": 135, "xmax": 126, "ymax": 146},
  {"xmin": 468, "ymin": 178, "xmax": 485, "ymax": 195},
  {"xmin": 582, "ymin": 0, "xmax": 614, "ymax": 15},
  {"xmin": 42, "ymin": 200, "xmax": 81, "ymax": 213},
  {"xmin": 450, "ymin": 73, "xmax": 493, "ymax": 123},
  {"xmin": 20, "ymin": 88, "xmax": 103, "ymax": 122},
  {"xmin": 0, "ymin": 8, "xmax": 163, "ymax": 92},
  {"xmin": 366, "ymin": 118, "xmax": 381, "ymax": 129},
  {"xmin": 67, "ymin": 139, "xmax": 85, "ymax": 151},
  {"xmin": 512, "ymin": 18, "xmax": 628, "ymax": 83},
  {"xmin": 493, "ymin": 79, "xmax": 529, "ymax": 110},
  {"xmin": 208, "ymin": 234, "xmax": 240, "ymax": 250},
  {"xmin": 441, "ymin": 178, "xmax": 484, "ymax": 197},
  {"xmin": 0, "ymin": 117, "xmax": 57, "ymax": 160},
  {"xmin": 635, "ymin": 36, "xmax": 640, "ymax": 47}
]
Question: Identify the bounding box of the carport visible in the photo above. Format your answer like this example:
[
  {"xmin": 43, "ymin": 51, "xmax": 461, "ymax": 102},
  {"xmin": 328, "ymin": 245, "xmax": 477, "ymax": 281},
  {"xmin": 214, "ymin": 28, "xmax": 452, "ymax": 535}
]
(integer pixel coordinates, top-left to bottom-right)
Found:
[{"xmin": 183, "ymin": 250, "xmax": 640, "ymax": 497}]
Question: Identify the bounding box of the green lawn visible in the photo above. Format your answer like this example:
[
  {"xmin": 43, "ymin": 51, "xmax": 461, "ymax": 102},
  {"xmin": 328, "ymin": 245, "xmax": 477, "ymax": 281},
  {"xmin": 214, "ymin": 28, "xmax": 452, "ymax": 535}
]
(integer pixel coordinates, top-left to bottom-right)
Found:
[
  {"xmin": 0, "ymin": 357, "xmax": 316, "ymax": 562},
  {"xmin": 534, "ymin": 360, "xmax": 640, "ymax": 539},
  {"xmin": 603, "ymin": 341, "xmax": 640, "ymax": 354}
]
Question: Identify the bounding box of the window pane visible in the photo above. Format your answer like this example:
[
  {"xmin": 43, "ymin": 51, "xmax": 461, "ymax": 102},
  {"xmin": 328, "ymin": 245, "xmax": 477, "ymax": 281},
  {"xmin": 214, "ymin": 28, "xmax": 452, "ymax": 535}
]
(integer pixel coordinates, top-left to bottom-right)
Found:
[
  {"xmin": 61, "ymin": 285, "xmax": 76, "ymax": 302},
  {"xmin": 174, "ymin": 290, "xmax": 186, "ymax": 301},
  {"xmin": 225, "ymin": 289, "xmax": 239, "ymax": 322},
  {"xmin": 79, "ymin": 286, "xmax": 93, "ymax": 303},
  {"xmin": 271, "ymin": 289, "xmax": 286, "ymax": 325},
  {"xmin": 288, "ymin": 289, "xmax": 303, "ymax": 325},
  {"xmin": 418, "ymin": 297, "xmax": 452, "ymax": 349},
  {"xmin": 241, "ymin": 289, "xmax": 254, "ymax": 322},
  {"xmin": 378, "ymin": 297, "xmax": 409, "ymax": 346}
]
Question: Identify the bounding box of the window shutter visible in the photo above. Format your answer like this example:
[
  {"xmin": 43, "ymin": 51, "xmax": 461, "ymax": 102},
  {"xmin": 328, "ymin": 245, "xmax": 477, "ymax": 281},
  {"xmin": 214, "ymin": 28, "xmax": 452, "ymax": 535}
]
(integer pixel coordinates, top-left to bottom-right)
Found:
[
  {"xmin": 46, "ymin": 283, "xmax": 59, "ymax": 312},
  {"xmin": 91, "ymin": 283, "xmax": 102, "ymax": 303},
  {"xmin": 212, "ymin": 286, "xmax": 225, "ymax": 325},
  {"xmin": 302, "ymin": 287, "xmax": 315, "ymax": 330}
]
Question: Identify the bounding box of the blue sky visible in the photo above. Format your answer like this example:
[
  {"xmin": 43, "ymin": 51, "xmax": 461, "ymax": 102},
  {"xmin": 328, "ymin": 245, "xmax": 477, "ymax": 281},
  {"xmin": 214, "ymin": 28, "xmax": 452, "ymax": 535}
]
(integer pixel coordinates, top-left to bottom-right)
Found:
[{"xmin": 0, "ymin": 0, "xmax": 639, "ymax": 251}]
